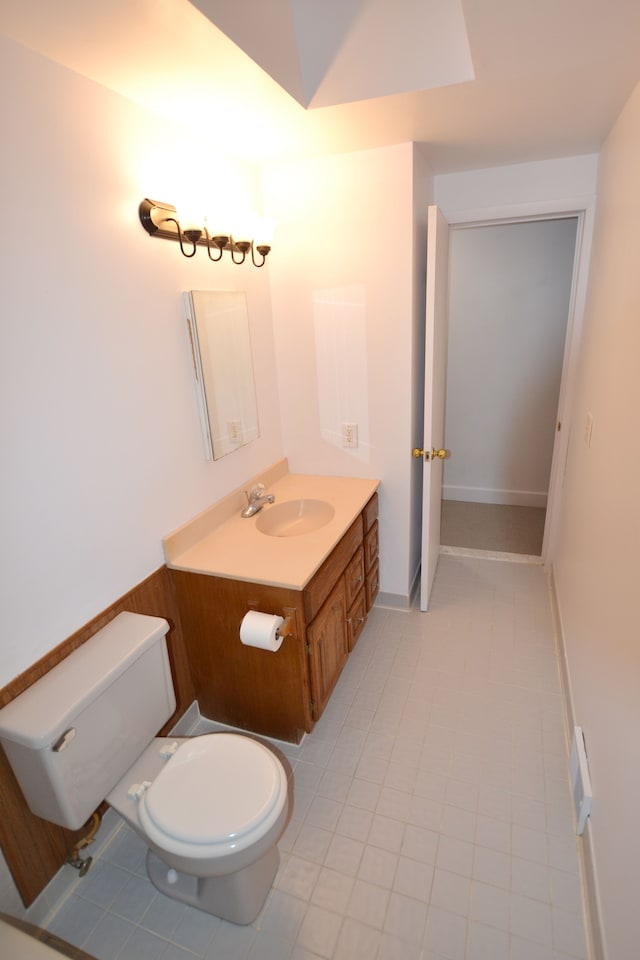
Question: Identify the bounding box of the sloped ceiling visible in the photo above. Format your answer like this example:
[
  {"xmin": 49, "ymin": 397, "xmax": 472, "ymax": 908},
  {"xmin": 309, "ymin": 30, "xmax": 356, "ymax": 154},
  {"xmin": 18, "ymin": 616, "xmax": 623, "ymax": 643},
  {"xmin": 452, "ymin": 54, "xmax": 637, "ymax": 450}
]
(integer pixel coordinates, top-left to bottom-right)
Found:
[
  {"xmin": 191, "ymin": 0, "xmax": 474, "ymax": 108},
  {"xmin": 1, "ymin": 0, "xmax": 640, "ymax": 172}
]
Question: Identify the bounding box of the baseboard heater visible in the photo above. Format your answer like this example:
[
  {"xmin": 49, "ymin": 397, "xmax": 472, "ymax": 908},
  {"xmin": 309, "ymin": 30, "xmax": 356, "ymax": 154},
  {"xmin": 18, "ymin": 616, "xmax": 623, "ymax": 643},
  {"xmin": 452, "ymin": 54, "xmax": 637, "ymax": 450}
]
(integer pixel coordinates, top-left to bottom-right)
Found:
[{"xmin": 570, "ymin": 725, "xmax": 593, "ymax": 835}]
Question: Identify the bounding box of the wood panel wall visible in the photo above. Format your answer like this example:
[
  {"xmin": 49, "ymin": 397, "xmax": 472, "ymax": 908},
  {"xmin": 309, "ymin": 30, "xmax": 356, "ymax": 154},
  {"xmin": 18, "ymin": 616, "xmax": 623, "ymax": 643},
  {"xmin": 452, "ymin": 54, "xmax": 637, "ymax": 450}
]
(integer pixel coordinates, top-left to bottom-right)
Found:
[{"xmin": 0, "ymin": 566, "xmax": 195, "ymax": 908}]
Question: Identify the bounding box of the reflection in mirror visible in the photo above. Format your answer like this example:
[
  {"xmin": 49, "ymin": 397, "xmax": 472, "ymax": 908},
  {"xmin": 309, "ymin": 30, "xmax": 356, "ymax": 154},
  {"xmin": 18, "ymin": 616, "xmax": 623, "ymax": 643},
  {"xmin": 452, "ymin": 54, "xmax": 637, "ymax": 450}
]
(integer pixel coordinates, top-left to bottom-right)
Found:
[{"xmin": 184, "ymin": 290, "xmax": 259, "ymax": 460}]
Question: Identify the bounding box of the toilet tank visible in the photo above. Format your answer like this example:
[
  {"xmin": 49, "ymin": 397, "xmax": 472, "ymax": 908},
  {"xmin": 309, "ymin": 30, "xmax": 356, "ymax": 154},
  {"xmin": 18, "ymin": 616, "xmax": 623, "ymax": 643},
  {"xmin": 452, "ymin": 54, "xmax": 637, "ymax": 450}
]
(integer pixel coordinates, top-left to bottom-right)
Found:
[{"xmin": 0, "ymin": 612, "xmax": 176, "ymax": 830}]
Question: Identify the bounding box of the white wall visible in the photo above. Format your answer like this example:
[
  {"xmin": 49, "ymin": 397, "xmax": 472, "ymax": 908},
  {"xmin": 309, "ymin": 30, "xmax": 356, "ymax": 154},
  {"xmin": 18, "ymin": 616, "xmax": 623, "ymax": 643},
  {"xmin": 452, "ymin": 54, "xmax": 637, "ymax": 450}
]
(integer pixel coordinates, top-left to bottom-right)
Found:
[
  {"xmin": 553, "ymin": 79, "xmax": 640, "ymax": 959},
  {"xmin": 444, "ymin": 218, "xmax": 578, "ymax": 506},
  {"xmin": 0, "ymin": 35, "xmax": 283, "ymax": 686},
  {"xmin": 435, "ymin": 154, "xmax": 599, "ymax": 222},
  {"xmin": 262, "ymin": 143, "xmax": 433, "ymax": 603}
]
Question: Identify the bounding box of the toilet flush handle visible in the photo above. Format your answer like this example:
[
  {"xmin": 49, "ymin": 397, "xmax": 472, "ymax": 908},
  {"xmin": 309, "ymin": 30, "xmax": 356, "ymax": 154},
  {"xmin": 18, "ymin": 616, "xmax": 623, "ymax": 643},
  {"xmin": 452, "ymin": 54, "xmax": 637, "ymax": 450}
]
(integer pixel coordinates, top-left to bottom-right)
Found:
[{"xmin": 52, "ymin": 727, "xmax": 76, "ymax": 752}]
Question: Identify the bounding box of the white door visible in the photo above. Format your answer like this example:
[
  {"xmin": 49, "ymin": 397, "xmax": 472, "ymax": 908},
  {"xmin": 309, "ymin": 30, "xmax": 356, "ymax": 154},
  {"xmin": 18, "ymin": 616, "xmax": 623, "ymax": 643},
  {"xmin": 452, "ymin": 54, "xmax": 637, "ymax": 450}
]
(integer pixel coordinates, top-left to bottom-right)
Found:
[{"xmin": 419, "ymin": 206, "xmax": 450, "ymax": 610}]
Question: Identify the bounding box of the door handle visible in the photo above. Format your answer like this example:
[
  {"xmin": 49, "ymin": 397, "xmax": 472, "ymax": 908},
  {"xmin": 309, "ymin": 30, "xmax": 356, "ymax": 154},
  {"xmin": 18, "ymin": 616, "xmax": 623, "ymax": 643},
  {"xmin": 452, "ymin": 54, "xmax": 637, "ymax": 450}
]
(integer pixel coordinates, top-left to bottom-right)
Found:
[{"xmin": 412, "ymin": 447, "xmax": 450, "ymax": 461}]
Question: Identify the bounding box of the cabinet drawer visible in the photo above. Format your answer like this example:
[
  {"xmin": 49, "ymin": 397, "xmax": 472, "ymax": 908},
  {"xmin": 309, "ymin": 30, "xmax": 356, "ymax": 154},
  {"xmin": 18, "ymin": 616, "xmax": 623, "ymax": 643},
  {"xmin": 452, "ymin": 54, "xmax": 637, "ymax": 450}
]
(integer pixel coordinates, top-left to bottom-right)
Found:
[
  {"xmin": 365, "ymin": 559, "xmax": 379, "ymax": 611},
  {"xmin": 305, "ymin": 516, "xmax": 363, "ymax": 621},
  {"xmin": 364, "ymin": 520, "xmax": 379, "ymax": 572},
  {"xmin": 346, "ymin": 589, "xmax": 367, "ymax": 651},
  {"xmin": 344, "ymin": 546, "xmax": 365, "ymax": 610},
  {"xmin": 363, "ymin": 492, "xmax": 378, "ymax": 532}
]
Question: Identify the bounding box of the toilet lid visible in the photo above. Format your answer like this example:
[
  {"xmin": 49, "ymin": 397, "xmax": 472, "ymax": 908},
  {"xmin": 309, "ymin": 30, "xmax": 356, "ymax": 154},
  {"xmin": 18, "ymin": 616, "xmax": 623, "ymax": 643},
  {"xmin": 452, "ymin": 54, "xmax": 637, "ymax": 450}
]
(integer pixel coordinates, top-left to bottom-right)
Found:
[{"xmin": 142, "ymin": 734, "xmax": 283, "ymax": 845}]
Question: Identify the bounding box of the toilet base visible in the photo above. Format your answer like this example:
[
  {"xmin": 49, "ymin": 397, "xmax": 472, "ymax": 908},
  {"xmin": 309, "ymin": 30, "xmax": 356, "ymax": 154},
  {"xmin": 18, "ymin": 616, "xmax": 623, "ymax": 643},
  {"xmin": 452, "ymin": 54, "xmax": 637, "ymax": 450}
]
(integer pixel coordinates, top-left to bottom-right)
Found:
[{"xmin": 146, "ymin": 846, "xmax": 280, "ymax": 925}]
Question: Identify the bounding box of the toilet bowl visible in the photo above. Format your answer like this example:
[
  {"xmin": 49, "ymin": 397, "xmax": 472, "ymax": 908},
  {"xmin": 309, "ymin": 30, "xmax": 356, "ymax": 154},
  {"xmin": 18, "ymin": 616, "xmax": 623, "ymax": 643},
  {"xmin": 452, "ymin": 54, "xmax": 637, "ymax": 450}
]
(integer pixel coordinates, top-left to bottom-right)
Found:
[
  {"xmin": 108, "ymin": 733, "xmax": 289, "ymax": 923},
  {"xmin": 0, "ymin": 612, "xmax": 290, "ymax": 925}
]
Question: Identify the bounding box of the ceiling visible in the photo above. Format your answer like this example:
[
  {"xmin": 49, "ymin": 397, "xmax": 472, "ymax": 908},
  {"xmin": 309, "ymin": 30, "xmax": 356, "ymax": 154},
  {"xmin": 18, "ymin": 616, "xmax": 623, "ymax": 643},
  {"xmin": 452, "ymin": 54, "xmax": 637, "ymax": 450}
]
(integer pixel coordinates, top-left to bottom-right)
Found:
[{"xmin": 2, "ymin": 0, "xmax": 640, "ymax": 173}]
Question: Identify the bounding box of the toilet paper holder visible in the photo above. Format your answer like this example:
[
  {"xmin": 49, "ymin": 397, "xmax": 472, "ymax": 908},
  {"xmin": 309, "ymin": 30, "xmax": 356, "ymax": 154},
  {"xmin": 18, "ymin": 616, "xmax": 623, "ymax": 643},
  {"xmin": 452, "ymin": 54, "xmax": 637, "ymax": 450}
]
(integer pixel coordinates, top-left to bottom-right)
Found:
[
  {"xmin": 276, "ymin": 617, "xmax": 293, "ymax": 640},
  {"xmin": 243, "ymin": 606, "xmax": 295, "ymax": 646}
]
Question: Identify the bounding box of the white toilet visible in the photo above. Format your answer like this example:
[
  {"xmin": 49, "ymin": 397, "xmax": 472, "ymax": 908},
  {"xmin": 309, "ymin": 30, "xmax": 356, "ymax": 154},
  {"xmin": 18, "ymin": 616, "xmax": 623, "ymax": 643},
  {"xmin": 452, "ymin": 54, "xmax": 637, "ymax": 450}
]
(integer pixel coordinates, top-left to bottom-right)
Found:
[{"xmin": 0, "ymin": 612, "xmax": 289, "ymax": 924}]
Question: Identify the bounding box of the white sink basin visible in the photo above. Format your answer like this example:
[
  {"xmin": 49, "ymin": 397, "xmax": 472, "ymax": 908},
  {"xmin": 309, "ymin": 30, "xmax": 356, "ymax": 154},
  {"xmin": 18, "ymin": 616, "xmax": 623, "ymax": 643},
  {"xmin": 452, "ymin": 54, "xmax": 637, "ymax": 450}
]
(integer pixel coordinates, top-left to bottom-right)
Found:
[{"xmin": 256, "ymin": 499, "xmax": 335, "ymax": 538}]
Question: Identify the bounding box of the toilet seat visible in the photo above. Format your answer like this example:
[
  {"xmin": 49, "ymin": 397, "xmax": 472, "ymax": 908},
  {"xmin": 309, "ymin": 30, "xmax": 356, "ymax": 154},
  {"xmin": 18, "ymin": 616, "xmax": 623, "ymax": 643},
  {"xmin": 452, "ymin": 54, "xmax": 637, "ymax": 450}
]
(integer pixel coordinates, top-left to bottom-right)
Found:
[{"xmin": 136, "ymin": 734, "xmax": 287, "ymax": 860}]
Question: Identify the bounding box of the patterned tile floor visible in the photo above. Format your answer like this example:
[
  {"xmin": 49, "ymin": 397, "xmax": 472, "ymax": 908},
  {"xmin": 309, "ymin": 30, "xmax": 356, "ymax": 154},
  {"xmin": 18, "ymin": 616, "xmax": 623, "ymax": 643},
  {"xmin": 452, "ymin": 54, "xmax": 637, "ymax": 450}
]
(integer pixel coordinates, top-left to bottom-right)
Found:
[{"xmin": 43, "ymin": 554, "xmax": 589, "ymax": 960}]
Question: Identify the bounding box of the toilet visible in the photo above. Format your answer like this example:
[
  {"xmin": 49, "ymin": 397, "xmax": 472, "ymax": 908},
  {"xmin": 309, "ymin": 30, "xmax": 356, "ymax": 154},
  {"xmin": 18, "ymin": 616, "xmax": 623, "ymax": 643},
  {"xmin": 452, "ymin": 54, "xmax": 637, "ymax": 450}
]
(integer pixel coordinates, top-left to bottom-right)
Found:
[{"xmin": 0, "ymin": 612, "xmax": 289, "ymax": 924}]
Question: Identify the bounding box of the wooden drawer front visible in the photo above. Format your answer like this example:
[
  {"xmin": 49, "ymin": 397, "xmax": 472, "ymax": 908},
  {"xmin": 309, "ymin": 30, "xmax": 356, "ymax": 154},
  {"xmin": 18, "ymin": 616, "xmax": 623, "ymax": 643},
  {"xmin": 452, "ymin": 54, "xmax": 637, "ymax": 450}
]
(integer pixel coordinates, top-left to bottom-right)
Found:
[
  {"xmin": 365, "ymin": 559, "xmax": 379, "ymax": 611},
  {"xmin": 363, "ymin": 492, "xmax": 378, "ymax": 532},
  {"xmin": 364, "ymin": 520, "xmax": 379, "ymax": 572},
  {"xmin": 346, "ymin": 589, "xmax": 367, "ymax": 651},
  {"xmin": 305, "ymin": 516, "xmax": 363, "ymax": 621},
  {"xmin": 344, "ymin": 546, "xmax": 365, "ymax": 610}
]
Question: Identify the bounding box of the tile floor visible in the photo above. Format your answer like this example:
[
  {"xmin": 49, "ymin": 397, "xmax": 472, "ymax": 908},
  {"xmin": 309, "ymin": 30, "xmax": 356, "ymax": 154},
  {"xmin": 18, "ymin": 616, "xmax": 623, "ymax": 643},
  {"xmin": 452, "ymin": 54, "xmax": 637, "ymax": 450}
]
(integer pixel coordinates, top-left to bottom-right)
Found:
[
  {"xmin": 43, "ymin": 554, "xmax": 589, "ymax": 960},
  {"xmin": 440, "ymin": 502, "xmax": 546, "ymax": 557}
]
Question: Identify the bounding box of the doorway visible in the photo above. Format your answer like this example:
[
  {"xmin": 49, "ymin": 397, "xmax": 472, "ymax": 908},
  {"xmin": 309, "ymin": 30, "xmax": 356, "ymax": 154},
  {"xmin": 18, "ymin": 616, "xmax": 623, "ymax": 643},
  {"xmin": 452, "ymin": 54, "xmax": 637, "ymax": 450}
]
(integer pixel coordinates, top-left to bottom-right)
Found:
[{"xmin": 440, "ymin": 217, "xmax": 579, "ymax": 557}]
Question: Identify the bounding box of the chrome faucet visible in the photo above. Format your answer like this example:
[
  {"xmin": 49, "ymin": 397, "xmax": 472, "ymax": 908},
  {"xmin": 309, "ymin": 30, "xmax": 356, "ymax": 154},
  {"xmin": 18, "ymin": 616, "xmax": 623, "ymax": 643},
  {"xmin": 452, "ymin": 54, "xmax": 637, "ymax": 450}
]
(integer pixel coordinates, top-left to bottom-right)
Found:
[{"xmin": 241, "ymin": 483, "xmax": 275, "ymax": 518}]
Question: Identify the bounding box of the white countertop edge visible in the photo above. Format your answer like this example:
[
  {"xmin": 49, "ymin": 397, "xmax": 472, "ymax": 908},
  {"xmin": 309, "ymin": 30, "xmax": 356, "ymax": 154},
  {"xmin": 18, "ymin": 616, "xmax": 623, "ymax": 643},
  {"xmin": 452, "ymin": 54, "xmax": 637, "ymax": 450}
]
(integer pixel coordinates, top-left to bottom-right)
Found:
[{"xmin": 164, "ymin": 472, "xmax": 380, "ymax": 591}]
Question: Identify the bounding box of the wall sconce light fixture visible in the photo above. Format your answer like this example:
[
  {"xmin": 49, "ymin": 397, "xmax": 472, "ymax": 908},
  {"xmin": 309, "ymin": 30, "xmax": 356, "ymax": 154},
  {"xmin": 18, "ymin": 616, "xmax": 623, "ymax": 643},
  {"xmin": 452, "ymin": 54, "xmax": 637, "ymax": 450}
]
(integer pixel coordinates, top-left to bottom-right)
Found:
[{"xmin": 138, "ymin": 199, "xmax": 273, "ymax": 268}]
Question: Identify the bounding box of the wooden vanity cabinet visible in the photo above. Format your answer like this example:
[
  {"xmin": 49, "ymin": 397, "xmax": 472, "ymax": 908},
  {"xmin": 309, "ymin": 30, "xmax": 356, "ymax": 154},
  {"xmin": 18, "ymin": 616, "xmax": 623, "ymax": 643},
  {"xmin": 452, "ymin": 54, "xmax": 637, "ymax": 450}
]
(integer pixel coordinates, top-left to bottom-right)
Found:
[
  {"xmin": 364, "ymin": 501, "xmax": 380, "ymax": 611},
  {"xmin": 306, "ymin": 577, "xmax": 348, "ymax": 718},
  {"xmin": 346, "ymin": 587, "xmax": 367, "ymax": 652},
  {"xmin": 170, "ymin": 571, "xmax": 310, "ymax": 743},
  {"xmin": 170, "ymin": 492, "xmax": 380, "ymax": 743}
]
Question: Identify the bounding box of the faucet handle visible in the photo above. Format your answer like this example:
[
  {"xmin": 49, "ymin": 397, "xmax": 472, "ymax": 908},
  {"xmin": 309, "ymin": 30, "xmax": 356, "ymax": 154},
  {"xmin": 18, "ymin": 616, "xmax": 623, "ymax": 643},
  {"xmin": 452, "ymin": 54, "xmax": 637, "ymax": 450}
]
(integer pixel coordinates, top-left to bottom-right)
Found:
[{"xmin": 249, "ymin": 483, "xmax": 265, "ymax": 501}]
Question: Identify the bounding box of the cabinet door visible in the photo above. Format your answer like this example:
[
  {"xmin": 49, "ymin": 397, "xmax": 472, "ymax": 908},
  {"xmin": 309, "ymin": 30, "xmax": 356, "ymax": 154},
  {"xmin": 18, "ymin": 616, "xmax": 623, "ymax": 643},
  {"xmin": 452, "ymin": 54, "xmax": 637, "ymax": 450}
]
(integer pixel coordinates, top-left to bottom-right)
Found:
[
  {"xmin": 346, "ymin": 589, "xmax": 367, "ymax": 651},
  {"xmin": 366, "ymin": 560, "xmax": 380, "ymax": 611},
  {"xmin": 307, "ymin": 578, "xmax": 348, "ymax": 718},
  {"xmin": 344, "ymin": 546, "xmax": 365, "ymax": 610}
]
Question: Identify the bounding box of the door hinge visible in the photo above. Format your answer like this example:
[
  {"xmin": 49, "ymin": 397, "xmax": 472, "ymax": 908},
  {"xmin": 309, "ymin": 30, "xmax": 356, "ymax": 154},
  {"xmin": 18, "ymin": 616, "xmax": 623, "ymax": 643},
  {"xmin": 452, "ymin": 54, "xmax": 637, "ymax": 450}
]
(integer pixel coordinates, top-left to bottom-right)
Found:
[
  {"xmin": 310, "ymin": 700, "xmax": 316, "ymax": 718},
  {"xmin": 305, "ymin": 640, "xmax": 311, "ymax": 655}
]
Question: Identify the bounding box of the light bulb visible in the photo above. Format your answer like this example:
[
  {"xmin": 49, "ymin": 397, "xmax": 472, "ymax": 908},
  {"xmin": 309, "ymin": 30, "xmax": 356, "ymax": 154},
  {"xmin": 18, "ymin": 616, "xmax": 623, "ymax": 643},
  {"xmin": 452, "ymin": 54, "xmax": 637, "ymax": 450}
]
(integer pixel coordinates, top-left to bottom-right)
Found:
[
  {"xmin": 175, "ymin": 203, "xmax": 203, "ymax": 235},
  {"xmin": 254, "ymin": 217, "xmax": 277, "ymax": 248}
]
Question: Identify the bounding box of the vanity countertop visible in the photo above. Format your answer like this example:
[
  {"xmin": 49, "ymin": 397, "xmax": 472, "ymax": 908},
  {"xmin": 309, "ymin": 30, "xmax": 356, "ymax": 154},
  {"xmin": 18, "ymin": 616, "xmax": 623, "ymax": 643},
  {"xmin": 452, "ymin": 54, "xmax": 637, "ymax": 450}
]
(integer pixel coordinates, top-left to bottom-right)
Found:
[{"xmin": 163, "ymin": 461, "xmax": 379, "ymax": 590}]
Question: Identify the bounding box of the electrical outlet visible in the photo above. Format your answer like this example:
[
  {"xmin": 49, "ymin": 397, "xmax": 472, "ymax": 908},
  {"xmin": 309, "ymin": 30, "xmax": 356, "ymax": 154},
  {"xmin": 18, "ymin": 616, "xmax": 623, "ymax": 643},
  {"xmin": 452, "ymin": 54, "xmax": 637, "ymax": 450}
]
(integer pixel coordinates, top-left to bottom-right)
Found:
[
  {"xmin": 342, "ymin": 422, "xmax": 358, "ymax": 448},
  {"xmin": 228, "ymin": 420, "xmax": 242, "ymax": 443}
]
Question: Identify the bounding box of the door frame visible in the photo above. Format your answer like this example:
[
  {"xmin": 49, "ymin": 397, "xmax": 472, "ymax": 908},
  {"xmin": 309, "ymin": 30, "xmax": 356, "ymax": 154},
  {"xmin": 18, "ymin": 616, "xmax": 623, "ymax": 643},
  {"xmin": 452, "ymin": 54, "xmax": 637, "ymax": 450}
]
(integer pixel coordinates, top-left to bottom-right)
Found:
[{"xmin": 440, "ymin": 195, "xmax": 596, "ymax": 567}]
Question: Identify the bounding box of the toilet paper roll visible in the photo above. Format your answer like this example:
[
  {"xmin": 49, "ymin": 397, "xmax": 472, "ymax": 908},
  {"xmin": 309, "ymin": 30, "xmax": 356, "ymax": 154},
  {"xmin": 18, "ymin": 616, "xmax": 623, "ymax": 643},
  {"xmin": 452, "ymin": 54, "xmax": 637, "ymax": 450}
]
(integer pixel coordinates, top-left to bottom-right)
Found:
[{"xmin": 240, "ymin": 611, "xmax": 285, "ymax": 652}]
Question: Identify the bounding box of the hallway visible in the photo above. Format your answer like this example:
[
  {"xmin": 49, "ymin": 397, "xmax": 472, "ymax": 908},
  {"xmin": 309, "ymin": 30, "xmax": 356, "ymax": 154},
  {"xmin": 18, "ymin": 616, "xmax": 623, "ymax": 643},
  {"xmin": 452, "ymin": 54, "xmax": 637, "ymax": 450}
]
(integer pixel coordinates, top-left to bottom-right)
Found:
[
  {"xmin": 45, "ymin": 555, "xmax": 588, "ymax": 960},
  {"xmin": 440, "ymin": 502, "xmax": 546, "ymax": 557}
]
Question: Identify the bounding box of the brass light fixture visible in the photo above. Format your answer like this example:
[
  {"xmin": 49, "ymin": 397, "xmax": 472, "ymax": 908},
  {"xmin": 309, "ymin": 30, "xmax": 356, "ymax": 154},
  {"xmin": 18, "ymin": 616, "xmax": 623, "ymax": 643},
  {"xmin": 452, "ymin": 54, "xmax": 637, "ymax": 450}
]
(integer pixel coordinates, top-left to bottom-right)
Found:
[{"xmin": 138, "ymin": 199, "xmax": 273, "ymax": 268}]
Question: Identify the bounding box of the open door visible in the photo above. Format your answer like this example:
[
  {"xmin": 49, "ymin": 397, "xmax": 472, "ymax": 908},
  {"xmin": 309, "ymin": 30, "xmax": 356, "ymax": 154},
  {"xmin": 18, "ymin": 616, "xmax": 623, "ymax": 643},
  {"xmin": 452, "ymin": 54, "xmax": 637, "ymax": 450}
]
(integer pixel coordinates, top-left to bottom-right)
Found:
[{"xmin": 419, "ymin": 206, "xmax": 450, "ymax": 610}]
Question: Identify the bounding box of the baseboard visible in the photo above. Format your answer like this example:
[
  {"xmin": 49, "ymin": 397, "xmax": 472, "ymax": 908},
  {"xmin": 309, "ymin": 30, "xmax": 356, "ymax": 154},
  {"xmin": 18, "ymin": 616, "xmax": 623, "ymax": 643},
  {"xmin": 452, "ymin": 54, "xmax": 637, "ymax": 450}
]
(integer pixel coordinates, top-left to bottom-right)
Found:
[
  {"xmin": 440, "ymin": 545, "xmax": 542, "ymax": 564},
  {"xmin": 375, "ymin": 591, "xmax": 412, "ymax": 611},
  {"xmin": 548, "ymin": 567, "xmax": 606, "ymax": 960},
  {"xmin": 443, "ymin": 485, "xmax": 548, "ymax": 508}
]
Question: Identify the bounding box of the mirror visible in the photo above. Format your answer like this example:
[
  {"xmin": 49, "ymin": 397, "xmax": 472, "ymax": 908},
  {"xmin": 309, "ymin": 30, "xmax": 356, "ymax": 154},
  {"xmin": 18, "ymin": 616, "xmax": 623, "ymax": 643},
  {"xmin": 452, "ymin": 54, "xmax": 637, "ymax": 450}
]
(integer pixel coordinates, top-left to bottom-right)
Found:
[{"xmin": 183, "ymin": 290, "xmax": 259, "ymax": 460}]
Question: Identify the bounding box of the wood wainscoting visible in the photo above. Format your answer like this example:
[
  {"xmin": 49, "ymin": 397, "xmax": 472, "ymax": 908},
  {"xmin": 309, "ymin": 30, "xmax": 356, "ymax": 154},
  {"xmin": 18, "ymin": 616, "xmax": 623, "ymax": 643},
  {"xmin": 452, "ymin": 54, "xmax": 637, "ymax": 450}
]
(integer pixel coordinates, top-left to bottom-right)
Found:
[{"xmin": 0, "ymin": 566, "xmax": 195, "ymax": 908}]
